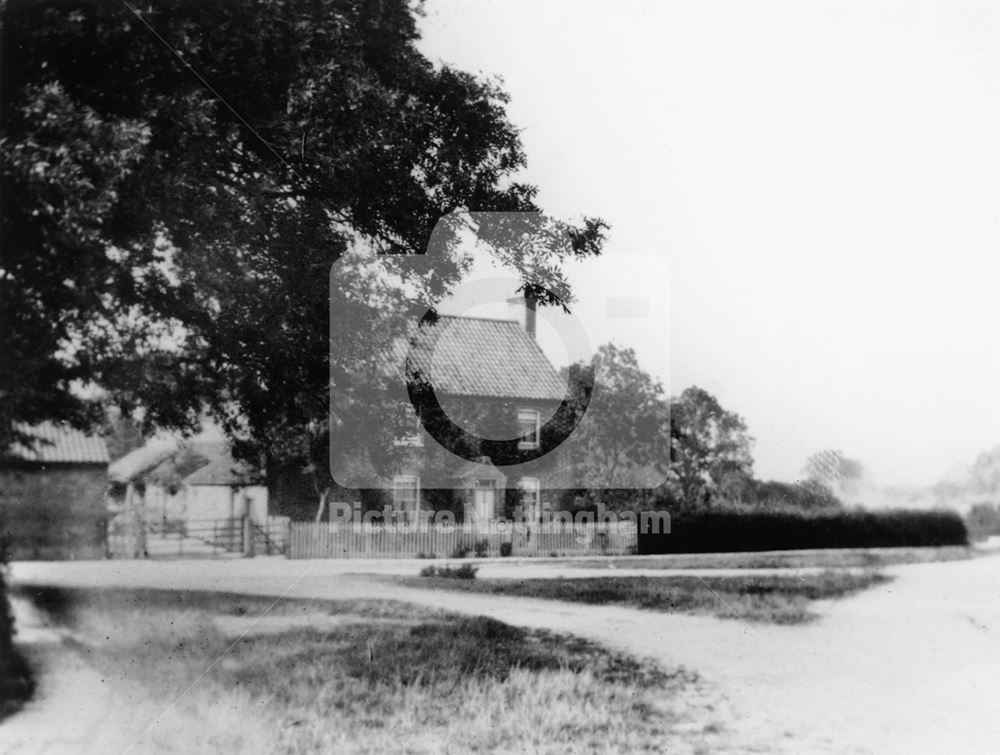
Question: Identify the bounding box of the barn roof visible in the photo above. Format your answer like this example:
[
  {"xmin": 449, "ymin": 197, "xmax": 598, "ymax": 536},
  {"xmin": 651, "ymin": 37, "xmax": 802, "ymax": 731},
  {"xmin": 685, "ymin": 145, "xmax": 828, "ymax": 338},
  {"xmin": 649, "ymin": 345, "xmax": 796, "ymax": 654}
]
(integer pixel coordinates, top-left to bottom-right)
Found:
[
  {"xmin": 182, "ymin": 448, "xmax": 263, "ymax": 486},
  {"xmin": 7, "ymin": 422, "xmax": 110, "ymax": 465},
  {"xmin": 398, "ymin": 316, "xmax": 566, "ymax": 401},
  {"xmin": 108, "ymin": 440, "xmax": 179, "ymax": 483},
  {"xmin": 108, "ymin": 439, "xmax": 232, "ymax": 485}
]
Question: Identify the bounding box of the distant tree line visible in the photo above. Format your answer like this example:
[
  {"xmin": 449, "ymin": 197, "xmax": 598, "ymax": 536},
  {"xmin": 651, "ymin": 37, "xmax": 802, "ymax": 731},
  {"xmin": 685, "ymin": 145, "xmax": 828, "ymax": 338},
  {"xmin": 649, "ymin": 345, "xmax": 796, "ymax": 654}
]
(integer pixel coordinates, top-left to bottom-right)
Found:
[
  {"xmin": 556, "ymin": 344, "xmax": 856, "ymax": 514},
  {"xmin": 965, "ymin": 502, "xmax": 1000, "ymax": 541}
]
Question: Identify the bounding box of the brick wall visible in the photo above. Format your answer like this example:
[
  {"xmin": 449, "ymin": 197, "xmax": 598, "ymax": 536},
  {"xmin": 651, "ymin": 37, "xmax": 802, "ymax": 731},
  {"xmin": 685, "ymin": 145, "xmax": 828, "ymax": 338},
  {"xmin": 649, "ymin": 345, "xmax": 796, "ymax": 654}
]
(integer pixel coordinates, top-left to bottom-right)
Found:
[{"xmin": 0, "ymin": 464, "xmax": 108, "ymax": 559}]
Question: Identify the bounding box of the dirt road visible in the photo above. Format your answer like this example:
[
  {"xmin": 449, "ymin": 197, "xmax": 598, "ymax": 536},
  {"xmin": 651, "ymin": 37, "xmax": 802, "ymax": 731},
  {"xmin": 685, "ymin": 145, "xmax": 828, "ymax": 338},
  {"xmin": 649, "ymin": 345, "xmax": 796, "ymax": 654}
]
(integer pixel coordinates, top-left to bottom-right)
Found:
[{"xmin": 6, "ymin": 554, "xmax": 1000, "ymax": 754}]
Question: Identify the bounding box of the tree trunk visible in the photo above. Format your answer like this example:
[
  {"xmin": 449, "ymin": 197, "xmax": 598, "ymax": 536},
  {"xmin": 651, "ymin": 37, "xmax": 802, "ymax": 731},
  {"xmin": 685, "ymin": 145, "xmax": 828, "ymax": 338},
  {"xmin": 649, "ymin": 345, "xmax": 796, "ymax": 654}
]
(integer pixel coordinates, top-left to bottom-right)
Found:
[{"xmin": 314, "ymin": 484, "xmax": 331, "ymax": 525}]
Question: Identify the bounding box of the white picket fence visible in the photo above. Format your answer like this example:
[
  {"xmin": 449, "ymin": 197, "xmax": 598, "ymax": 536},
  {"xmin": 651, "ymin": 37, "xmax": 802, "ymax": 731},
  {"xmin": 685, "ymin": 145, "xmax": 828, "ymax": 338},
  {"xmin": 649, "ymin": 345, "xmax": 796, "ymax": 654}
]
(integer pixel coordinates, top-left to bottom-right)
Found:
[{"xmin": 288, "ymin": 521, "xmax": 637, "ymax": 560}]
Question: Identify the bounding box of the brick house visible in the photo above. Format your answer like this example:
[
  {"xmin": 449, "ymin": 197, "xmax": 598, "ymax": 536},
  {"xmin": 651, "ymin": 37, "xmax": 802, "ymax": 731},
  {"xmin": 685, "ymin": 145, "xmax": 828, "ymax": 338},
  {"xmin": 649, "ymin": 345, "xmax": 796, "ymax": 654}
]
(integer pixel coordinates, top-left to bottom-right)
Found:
[
  {"xmin": 272, "ymin": 305, "xmax": 575, "ymax": 526},
  {"xmin": 0, "ymin": 422, "xmax": 111, "ymax": 559},
  {"xmin": 387, "ymin": 311, "xmax": 571, "ymax": 526}
]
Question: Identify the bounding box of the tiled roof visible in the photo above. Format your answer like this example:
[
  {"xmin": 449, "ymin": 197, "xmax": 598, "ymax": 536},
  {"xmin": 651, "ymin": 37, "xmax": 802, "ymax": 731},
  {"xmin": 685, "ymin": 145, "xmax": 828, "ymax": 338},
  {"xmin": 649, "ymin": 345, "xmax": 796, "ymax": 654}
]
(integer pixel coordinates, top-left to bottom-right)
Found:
[
  {"xmin": 182, "ymin": 448, "xmax": 263, "ymax": 486},
  {"xmin": 400, "ymin": 316, "xmax": 566, "ymax": 401},
  {"xmin": 7, "ymin": 422, "xmax": 110, "ymax": 464}
]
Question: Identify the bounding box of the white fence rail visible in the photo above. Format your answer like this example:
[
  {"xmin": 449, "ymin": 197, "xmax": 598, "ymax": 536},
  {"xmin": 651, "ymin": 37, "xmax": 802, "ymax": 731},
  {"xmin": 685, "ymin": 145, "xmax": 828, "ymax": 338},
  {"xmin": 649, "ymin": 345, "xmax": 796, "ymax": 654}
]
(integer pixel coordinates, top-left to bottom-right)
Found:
[{"xmin": 288, "ymin": 521, "xmax": 637, "ymax": 560}]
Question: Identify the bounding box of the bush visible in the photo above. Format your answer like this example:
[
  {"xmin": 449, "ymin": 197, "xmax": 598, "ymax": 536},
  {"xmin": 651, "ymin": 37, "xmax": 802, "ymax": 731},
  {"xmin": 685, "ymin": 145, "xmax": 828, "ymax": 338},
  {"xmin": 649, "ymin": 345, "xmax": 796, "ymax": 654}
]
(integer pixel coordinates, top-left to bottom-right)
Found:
[
  {"xmin": 449, "ymin": 539, "xmax": 491, "ymax": 558},
  {"xmin": 499, "ymin": 542, "xmax": 513, "ymax": 557},
  {"xmin": 420, "ymin": 563, "xmax": 478, "ymax": 580},
  {"xmin": 965, "ymin": 503, "xmax": 1000, "ymax": 542},
  {"xmin": 1, "ymin": 532, "xmax": 35, "ymax": 719},
  {"xmin": 749, "ymin": 479, "xmax": 843, "ymax": 513},
  {"xmin": 637, "ymin": 509, "xmax": 968, "ymax": 554}
]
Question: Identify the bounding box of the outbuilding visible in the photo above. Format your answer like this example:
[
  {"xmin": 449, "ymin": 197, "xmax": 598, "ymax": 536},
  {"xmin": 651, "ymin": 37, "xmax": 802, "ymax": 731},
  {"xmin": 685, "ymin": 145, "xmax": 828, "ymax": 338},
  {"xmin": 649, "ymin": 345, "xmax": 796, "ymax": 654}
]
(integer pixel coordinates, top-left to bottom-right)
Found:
[{"xmin": 0, "ymin": 422, "xmax": 111, "ymax": 559}]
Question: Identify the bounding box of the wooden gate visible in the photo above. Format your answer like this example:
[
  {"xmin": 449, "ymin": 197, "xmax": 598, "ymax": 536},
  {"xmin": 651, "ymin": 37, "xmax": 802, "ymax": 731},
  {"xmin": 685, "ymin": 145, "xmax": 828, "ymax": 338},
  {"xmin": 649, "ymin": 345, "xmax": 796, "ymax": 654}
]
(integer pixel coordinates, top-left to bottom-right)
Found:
[{"xmin": 107, "ymin": 516, "xmax": 291, "ymax": 558}]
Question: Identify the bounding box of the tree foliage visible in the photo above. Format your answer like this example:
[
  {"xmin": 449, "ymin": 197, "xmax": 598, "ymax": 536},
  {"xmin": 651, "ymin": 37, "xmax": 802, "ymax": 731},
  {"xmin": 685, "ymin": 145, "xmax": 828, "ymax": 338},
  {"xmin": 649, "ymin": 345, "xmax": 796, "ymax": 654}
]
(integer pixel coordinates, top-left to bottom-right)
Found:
[
  {"xmin": 968, "ymin": 446, "xmax": 1000, "ymax": 497},
  {"xmin": 99, "ymin": 408, "xmax": 147, "ymax": 462},
  {"xmin": 558, "ymin": 345, "xmax": 670, "ymax": 489},
  {"xmin": 0, "ymin": 0, "xmax": 604, "ymax": 475},
  {"xmin": 668, "ymin": 386, "xmax": 754, "ymax": 507},
  {"xmin": 555, "ymin": 350, "xmax": 759, "ymax": 511},
  {"xmin": 747, "ymin": 479, "xmax": 842, "ymax": 513},
  {"xmin": 965, "ymin": 502, "xmax": 1000, "ymax": 542},
  {"xmin": 802, "ymin": 449, "xmax": 864, "ymax": 503}
]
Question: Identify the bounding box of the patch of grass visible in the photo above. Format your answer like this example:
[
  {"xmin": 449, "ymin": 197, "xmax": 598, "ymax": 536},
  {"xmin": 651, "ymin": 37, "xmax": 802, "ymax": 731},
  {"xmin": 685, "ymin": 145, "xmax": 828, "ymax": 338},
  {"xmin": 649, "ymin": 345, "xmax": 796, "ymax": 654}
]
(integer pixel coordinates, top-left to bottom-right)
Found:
[
  {"xmin": 224, "ymin": 622, "xmax": 692, "ymax": 753},
  {"xmin": 20, "ymin": 587, "xmax": 712, "ymax": 753},
  {"xmin": 13, "ymin": 585, "xmax": 432, "ymax": 624},
  {"xmin": 419, "ymin": 563, "xmax": 477, "ymax": 579},
  {"xmin": 563, "ymin": 545, "xmax": 976, "ymax": 571},
  {"xmin": 402, "ymin": 570, "xmax": 891, "ymax": 624}
]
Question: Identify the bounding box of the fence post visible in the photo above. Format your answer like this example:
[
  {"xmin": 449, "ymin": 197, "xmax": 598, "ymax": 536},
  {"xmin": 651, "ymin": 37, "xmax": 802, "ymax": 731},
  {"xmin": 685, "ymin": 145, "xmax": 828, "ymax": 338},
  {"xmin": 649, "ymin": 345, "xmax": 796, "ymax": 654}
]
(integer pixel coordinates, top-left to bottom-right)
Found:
[{"xmin": 243, "ymin": 515, "xmax": 254, "ymax": 557}]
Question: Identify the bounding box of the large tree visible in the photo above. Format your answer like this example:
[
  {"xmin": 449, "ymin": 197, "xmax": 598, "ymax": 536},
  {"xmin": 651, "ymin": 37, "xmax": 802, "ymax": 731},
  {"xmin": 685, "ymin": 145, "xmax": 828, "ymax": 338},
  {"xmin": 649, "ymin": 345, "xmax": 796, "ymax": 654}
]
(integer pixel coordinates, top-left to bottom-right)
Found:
[
  {"xmin": 556, "ymin": 353, "xmax": 758, "ymax": 512},
  {"xmin": 668, "ymin": 386, "xmax": 754, "ymax": 507},
  {"xmin": 0, "ymin": 0, "xmax": 605, "ymax": 481},
  {"xmin": 560, "ymin": 344, "xmax": 671, "ymax": 493}
]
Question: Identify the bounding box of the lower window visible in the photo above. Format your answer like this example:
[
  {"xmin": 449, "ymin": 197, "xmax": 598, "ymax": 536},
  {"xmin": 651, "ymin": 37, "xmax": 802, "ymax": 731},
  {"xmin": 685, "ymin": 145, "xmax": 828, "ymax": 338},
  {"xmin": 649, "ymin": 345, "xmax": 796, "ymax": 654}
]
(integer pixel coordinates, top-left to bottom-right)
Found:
[
  {"xmin": 518, "ymin": 477, "xmax": 541, "ymax": 523},
  {"xmin": 392, "ymin": 475, "xmax": 420, "ymax": 521}
]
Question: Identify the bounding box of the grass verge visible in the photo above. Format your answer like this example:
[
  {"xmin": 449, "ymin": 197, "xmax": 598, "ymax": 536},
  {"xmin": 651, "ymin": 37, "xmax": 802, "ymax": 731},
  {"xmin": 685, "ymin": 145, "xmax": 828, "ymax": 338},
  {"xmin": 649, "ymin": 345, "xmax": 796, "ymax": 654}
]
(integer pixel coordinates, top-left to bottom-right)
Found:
[
  {"xmin": 16, "ymin": 586, "xmax": 716, "ymax": 753},
  {"xmin": 404, "ymin": 570, "xmax": 890, "ymax": 624},
  {"xmin": 561, "ymin": 545, "xmax": 975, "ymax": 571}
]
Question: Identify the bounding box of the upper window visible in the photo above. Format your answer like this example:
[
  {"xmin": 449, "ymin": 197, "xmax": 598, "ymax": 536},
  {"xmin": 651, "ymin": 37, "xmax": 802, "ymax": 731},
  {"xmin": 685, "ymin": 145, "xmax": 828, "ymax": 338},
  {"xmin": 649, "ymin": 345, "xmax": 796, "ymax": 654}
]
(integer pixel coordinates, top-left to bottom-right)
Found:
[
  {"xmin": 517, "ymin": 408, "xmax": 540, "ymax": 449},
  {"xmin": 393, "ymin": 405, "xmax": 424, "ymax": 447},
  {"xmin": 392, "ymin": 475, "xmax": 420, "ymax": 518}
]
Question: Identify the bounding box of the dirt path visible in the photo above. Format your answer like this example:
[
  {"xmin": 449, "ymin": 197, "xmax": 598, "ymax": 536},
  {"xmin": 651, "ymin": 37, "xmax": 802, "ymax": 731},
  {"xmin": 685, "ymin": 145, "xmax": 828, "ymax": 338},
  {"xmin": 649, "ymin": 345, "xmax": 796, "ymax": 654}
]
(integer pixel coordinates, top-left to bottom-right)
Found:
[
  {"xmin": 7, "ymin": 554, "xmax": 1000, "ymax": 754},
  {"xmin": 1, "ymin": 597, "xmax": 278, "ymax": 755},
  {"xmin": 364, "ymin": 562, "xmax": 1000, "ymax": 754},
  {"xmin": 368, "ymin": 558, "xmax": 1000, "ymax": 755},
  {"xmin": 0, "ymin": 599, "xmax": 136, "ymax": 755}
]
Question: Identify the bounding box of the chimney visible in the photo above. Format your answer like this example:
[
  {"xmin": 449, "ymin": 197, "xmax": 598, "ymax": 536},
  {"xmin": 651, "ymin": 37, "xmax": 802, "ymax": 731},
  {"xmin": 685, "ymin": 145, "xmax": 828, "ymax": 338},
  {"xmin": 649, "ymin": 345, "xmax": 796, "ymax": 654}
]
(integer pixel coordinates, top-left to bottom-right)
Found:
[{"xmin": 506, "ymin": 293, "xmax": 537, "ymax": 339}]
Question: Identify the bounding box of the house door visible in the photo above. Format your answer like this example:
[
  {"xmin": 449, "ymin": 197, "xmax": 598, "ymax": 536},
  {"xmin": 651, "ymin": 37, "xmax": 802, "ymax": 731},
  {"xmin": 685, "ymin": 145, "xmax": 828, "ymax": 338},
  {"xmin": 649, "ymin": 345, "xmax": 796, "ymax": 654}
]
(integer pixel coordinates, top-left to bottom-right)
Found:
[{"xmin": 472, "ymin": 480, "xmax": 497, "ymax": 524}]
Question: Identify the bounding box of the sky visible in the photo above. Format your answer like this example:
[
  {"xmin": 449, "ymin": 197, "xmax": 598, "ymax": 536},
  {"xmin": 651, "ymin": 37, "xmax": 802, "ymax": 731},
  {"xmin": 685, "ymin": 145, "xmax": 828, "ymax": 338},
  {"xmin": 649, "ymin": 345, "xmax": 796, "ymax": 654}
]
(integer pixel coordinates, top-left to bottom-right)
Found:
[{"xmin": 417, "ymin": 0, "xmax": 1000, "ymax": 488}]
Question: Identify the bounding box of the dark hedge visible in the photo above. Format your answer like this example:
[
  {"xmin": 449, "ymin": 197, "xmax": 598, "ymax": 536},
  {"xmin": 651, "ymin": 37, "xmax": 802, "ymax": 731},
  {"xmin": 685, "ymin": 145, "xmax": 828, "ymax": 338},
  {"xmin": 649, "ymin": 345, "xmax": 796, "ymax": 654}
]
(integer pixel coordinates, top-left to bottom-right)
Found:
[{"xmin": 638, "ymin": 509, "xmax": 968, "ymax": 554}]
